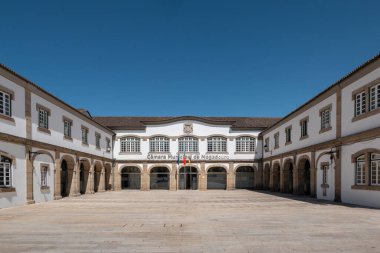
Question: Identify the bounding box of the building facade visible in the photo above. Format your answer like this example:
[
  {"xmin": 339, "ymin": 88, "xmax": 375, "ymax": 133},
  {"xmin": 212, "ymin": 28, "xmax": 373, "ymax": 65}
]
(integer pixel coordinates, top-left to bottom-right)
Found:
[{"xmin": 0, "ymin": 53, "xmax": 380, "ymax": 209}]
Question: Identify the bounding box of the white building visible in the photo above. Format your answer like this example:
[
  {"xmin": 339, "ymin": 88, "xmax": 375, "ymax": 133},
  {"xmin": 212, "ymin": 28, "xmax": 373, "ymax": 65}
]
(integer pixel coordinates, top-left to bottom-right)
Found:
[{"xmin": 0, "ymin": 52, "xmax": 380, "ymax": 209}]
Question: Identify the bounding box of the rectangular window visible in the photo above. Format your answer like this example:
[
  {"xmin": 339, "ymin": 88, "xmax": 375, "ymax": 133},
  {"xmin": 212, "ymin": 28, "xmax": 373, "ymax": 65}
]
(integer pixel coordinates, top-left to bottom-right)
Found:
[
  {"xmin": 0, "ymin": 90, "xmax": 11, "ymax": 117},
  {"xmin": 82, "ymin": 127, "xmax": 89, "ymax": 145},
  {"xmin": 322, "ymin": 165, "xmax": 328, "ymax": 184},
  {"xmin": 355, "ymin": 91, "xmax": 366, "ymax": 116},
  {"xmin": 121, "ymin": 137, "xmax": 140, "ymax": 153},
  {"xmin": 63, "ymin": 120, "xmax": 72, "ymax": 138},
  {"xmin": 149, "ymin": 137, "xmax": 169, "ymax": 153},
  {"xmin": 95, "ymin": 133, "xmax": 101, "ymax": 149},
  {"xmin": 0, "ymin": 156, "xmax": 12, "ymax": 187},
  {"xmin": 369, "ymin": 84, "xmax": 380, "ymax": 111},
  {"xmin": 179, "ymin": 137, "xmax": 199, "ymax": 153},
  {"xmin": 274, "ymin": 133, "xmax": 279, "ymax": 149},
  {"xmin": 106, "ymin": 138, "xmax": 111, "ymax": 152},
  {"xmin": 207, "ymin": 137, "xmax": 227, "ymax": 152},
  {"xmin": 38, "ymin": 108, "xmax": 49, "ymax": 129},
  {"xmin": 356, "ymin": 156, "xmax": 366, "ymax": 185},
  {"xmin": 264, "ymin": 137, "xmax": 269, "ymax": 152},
  {"xmin": 371, "ymin": 153, "xmax": 380, "ymax": 186},
  {"xmin": 320, "ymin": 109, "xmax": 330, "ymax": 130},
  {"xmin": 300, "ymin": 119, "xmax": 308, "ymax": 138},
  {"xmin": 236, "ymin": 137, "xmax": 255, "ymax": 152},
  {"xmin": 285, "ymin": 126, "xmax": 292, "ymax": 144},
  {"xmin": 41, "ymin": 165, "xmax": 48, "ymax": 187}
]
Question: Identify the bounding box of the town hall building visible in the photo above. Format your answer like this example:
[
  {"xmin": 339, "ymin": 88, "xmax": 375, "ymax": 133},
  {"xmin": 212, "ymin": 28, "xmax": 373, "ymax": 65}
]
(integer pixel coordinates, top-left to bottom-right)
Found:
[{"xmin": 0, "ymin": 52, "xmax": 380, "ymax": 209}]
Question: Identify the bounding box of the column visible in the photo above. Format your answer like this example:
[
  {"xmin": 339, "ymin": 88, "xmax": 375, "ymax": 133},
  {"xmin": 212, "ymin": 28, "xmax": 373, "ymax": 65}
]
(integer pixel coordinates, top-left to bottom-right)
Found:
[
  {"xmin": 255, "ymin": 163, "xmax": 263, "ymax": 190},
  {"xmin": 114, "ymin": 163, "xmax": 121, "ymax": 191},
  {"xmin": 280, "ymin": 167, "xmax": 285, "ymax": 192},
  {"xmin": 26, "ymin": 145, "xmax": 35, "ymax": 204},
  {"xmin": 170, "ymin": 162, "xmax": 177, "ymax": 191},
  {"xmin": 199, "ymin": 162, "xmax": 207, "ymax": 191},
  {"xmin": 98, "ymin": 167, "xmax": 105, "ymax": 192},
  {"xmin": 310, "ymin": 151, "xmax": 316, "ymax": 197},
  {"xmin": 86, "ymin": 163, "xmax": 95, "ymax": 194},
  {"xmin": 334, "ymin": 146, "xmax": 342, "ymax": 202},
  {"xmin": 141, "ymin": 162, "xmax": 149, "ymax": 191},
  {"xmin": 69, "ymin": 160, "xmax": 80, "ymax": 197},
  {"xmin": 54, "ymin": 151, "xmax": 62, "ymax": 200},
  {"xmin": 227, "ymin": 162, "xmax": 235, "ymax": 190},
  {"xmin": 293, "ymin": 164, "xmax": 300, "ymax": 195}
]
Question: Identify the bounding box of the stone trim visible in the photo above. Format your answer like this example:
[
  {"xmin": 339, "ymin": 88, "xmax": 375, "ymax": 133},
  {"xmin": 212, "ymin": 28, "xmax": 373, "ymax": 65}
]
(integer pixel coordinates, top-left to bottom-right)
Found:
[
  {"xmin": 119, "ymin": 152, "xmax": 142, "ymax": 155},
  {"xmin": 351, "ymin": 185, "xmax": 380, "ymax": 191},
  {"xmin": 36, "ymin": 103, "xmax": 51, "ymax": 115},
  {"xmin": 352, "ymin": 107, "xmax": 380, "ymax": 122},
  {"xmin": 319, "ymin": 104, "xmax": 332, "ymax": 115},
  {"xmin": 234, "ymin": 152, "xmax": 255, "ymax": 154},
  {"xmin": 37, "ymin": 126, "xmax": 51, "ymax": 135},
  {"xmin": 0, "ymin": 84, "xmax": 15, "ymax": 100},
  {"xmin": 0, "ymin": 114, "xmax": 15, "ymax": 123},
  {"xmin": 274, "ymin": 132, "xmax": 279, "ymax": 149},
  {"xmin": 0, "ymin": 187, "xmax": 16, "ymax": 193},
  {"xmin": 299, "ymin": 116, "xmax": 309, "ymax": 140},
  {"xmin": 351, "ymin": 76, "xmax": 380, "ymax": 99},
  {"xmin": 351, "ymin": 148, "xmax": 380, "ymax": 163},
  {"xmin": 285, "ymin": 125, "xmax": 292, "ymax": 145},
  {"xmin": 319, "ymin": 126, "xmax": 332, "ymax": 134},
  {"xmin": 62, "ymin": 116, "xmax": 73, "ymax": 123},
  {"xmin": 63, "ymin": 135, "xmax": 73, "ymax": 141}
]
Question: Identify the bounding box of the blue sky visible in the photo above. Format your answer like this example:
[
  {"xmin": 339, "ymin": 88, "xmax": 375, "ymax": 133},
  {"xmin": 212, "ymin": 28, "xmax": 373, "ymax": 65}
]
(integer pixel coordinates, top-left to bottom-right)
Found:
[{"xmin": 0, "ymin": 0, "xmax": 379, "ymax": 117}]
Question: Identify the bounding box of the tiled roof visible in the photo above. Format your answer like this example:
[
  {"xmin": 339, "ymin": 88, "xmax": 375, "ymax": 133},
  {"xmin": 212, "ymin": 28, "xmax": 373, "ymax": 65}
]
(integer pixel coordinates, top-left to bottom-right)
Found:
[{"xmin": 93, "ymin": 116, "xmax": 282, "ymax": 130}]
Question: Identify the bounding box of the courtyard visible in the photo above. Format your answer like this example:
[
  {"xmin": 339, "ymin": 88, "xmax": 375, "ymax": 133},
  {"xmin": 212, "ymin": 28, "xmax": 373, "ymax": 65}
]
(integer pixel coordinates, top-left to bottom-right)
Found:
[{"xmin": 0, "ymin": 190, "xmax": 379, "ymax": 253}]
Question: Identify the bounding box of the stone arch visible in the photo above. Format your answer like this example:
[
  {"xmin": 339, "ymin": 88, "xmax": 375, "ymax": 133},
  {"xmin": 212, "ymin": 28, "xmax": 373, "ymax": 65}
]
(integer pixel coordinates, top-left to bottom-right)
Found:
[
  {"xmin": 149, "ymin": 166, "xmax": 170, "ymax": 190},
  {"xmin": 351, "ymin": 148, "xmax": 380, "ymax": 162},
  {"xmin": 148, "ymin": 164, "xmax": 171, "ymax": 173},
  {"xmin": 272, "ymin": 162, "xmax": 281, "ymax": 192},
  {"xmin": 118, "ymin": 164, "xmax": 143, "ymax": 173},
  {"xmin": 60, "ymin": 155, "xmax": 75, "ymax": 198},
  {"xmin": 233, "ymin": 164, "xmax": 257, "ymax": 173},
  {"xmin": 178, "ymin": 164, "xmax": 200, "ymax": 173},
  {"xmin": 104, "ymin": 163, "xmax": 112, "ymax": 191},
  {"xmin": 206, "ymin": 164, "xmax": 229, "ymax": 173},
  {"xmin": 297, "ymin": 156, "xmax": 311, "ymax": 195},
  {"xmin": 0, "ymin": 150, "xmax": 17, "ymax": 167},
  {"xmin": 235, "ymin": 165, "xmax": 255, "ymax": 189},
  {"xmin": 263, "ymin": 163, "xmax": 271, "ymax": 190},
  {"xmin": 120, "ymin": 165, "xmax": 141, "ymax": 190},
  {"xmin": 79, "ymin": 158, "xmax": 91, "ymax": 195},
  {"xmin": 207, "ymin": 166, "xmax": 227, "ymax": 190},
  {"xmin": 30, "ymin": 150, "xmax": 55, "ymax": 166},
  {"xmin": 282, "ymin": 159, "xmax": 294, "ymax": 194},
  {"xmin": 93, "ymin": 161, "xmax": 103, "ymax": 193}
]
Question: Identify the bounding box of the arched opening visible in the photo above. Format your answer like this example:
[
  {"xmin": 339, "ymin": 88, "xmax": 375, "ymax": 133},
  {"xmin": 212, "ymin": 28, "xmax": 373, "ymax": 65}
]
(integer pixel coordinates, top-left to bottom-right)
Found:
[
  {"xmin": 60, "ymin": 158, "xmax": 74, "ymax": 197},
  {"xmin": 207, "ymin": 167, "xmax": 227, "ymax": 190},
  {"xmin": 121, "ymin": 166, "xmax": 141, "ymax": 190},
  {"xmin": 283, "ymin": 160, "xmax": 294, "ymax": 194},
  {"xmin": 179, "ymin": 166, "xmax": 198, "ymax": 190},
  {"xmin": 235, "ymin": 166, "xmax": 255, "ymax": 189},
  {"xmin": 263, "ymin": 164, "xmax": 270, "ymax": 190},
  {"xmin": 79, "ymin": 160, "xmax": 90, "ymax": 195},
  {"xmin": 298, "ymin": 159, "xmax": 311, "ymax": 195},
  {"xmin": 105, "ymin": 164, "xmax": 112, "ymax": 190},
  {"xmin": 150, "ymin": 167, "xmax": 170, "ymax": 190},
  {"xmin": 272, "ymin": 163, "xmax": 280, "ymax": 192},
  {"xmin": 94, "ymin": 162, "xmax": 102, "ymax": 193}
]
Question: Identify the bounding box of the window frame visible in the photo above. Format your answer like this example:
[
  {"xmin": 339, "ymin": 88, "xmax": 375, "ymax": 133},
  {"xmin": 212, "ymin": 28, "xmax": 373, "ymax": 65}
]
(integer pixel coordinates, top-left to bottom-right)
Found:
[
  {"xmin": 371, "ymin": 153, "xmax": 380, "ymax": 186},
  {"xmin": 0, "ymin": 155, "xmax": 12, "ymax": 188},
  {"xmin": 299, "ymin": 116, "xmax": 309, "ymax": 140},
  {"xmin": 62, "ymin": 116, "xmax": 73, "ymax": 140},
  {"xmin": 285, "ymin": 125, "xmax": 292, "ymax": 145},
  {"xmin": 274, "ymin": 132, "xmax": 279, "ymax": 149},
  {"xmin": 235, "ymin": 136, "xmax": 255, "ymax": 153},
  {"xmin": 149, "ymin": 136, "xmax": 170, "ymax": 153},
  {"xmin": 120, "ymin": 136, "xmax": 141, "ymax": 153},
  {"xmin": 355, "ymin": 155, "xmax": 366, "ymax": 186},
  {"xmin": 40, "ymin": 164, "xmax": 49, "ymax": 189},
  {"xmin": 319, "ymin": 104, "xmax": 332, "ymax": 134},
  {"xmin": 95, "ymin": 132, "xmax": 101, "ymax": 149},
  {"xmin": 351, "ymin": 78, "xmax": 380, "ymax": 122},
  {"xmin": 81, "ymin": 126, "xmax": 89, "ymax": 145},
  {"xmin": 207, "ymin": 136, "xmax": 227, "ymax": 153},
  {"xmin": 178, "ymin": 136, "xmax": 199, "ymax": 153}
]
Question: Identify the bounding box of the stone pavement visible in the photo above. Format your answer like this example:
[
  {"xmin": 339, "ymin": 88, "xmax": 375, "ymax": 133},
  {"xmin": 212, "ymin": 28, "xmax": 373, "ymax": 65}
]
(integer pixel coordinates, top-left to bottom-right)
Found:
[{"xmin": 0, "ymin": 190, "xmax": 379, "ymax": 253}]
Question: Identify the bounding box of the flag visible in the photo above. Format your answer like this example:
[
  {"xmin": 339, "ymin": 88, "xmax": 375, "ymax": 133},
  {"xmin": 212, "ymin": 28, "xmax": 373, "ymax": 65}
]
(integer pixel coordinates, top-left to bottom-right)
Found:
[{"xmin": 183, "ymin": 151, "xmax": 186, "ymax": 165}]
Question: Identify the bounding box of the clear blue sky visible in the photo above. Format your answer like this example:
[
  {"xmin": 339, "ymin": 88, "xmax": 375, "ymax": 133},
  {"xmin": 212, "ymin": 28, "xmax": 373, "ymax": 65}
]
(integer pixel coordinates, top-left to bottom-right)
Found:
[{"xmin": 0, "ymin": 0, "xmax": 379, "ymax": 117}]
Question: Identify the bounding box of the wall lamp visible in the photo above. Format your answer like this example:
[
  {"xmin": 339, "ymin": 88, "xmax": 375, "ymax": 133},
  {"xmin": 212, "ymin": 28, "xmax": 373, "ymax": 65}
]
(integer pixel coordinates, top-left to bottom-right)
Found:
[{"xmin": 326, "ymin": 147, "xmax": 339, "ymax": 162}]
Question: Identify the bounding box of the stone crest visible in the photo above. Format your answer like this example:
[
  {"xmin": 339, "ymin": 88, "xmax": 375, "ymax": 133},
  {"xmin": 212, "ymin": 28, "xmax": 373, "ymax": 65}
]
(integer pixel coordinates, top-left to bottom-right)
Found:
[{"xmin": 183, "ymin": 123, "xmax": 193, "ymax": 134}]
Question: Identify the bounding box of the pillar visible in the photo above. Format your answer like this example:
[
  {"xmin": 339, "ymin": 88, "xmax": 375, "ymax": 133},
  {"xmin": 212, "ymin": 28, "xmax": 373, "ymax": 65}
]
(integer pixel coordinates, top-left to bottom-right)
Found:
[
  {"xmin": 255, "ymin": 163, "xmax": 263, "ymax": 190},
  {"xmin": 69, "ymin": 160, "xmax": 80, "ymax": 197},
  {"xmin": 293, "ymin": 164, "xmax": 300, "ymax": 195},
  {"xmin": 199, "ymin": 162, "xmax": 207, "ymax": 191},
  {"xmin": 141, "ymin": 162, "xmax": 149, "ymax": 191},
  {"xmin": 170, "ymin": 162, "xmax": 177, "ymax": 191},
  {"xmin": 269, "ymin": 164, "xmax": 274, "ymax": 191},
  {"xmin": 227, "ymin": 162, "xmax": 235, "ymax": 190},
  {"xmin": 114, "ymin": 163, "xmax": 121, "ymax": 191},
  {"xmin": 310, "ymin": 151, "xmax": 316, "ymax": 197},
  {"xmin": 334, "ymin": 146, "xmax": 342, "ymax": 202},
  {"xmin": 86, "ymin": 163, "xmax": 95, "ymax": 194},
  {"xmin": 26, "ymin": 145, "xmax": 35, "ymax": 204},
  {"xmin": 54, "ymin": 151, "xmax": 62, "ymax": 200},
  {"xmin": 98, "ymin": 167, "xmax": 105, "ymax": 192},
  {"xmin": 280, "ymin": 166, "xmax": 285, "ymax": 192}
]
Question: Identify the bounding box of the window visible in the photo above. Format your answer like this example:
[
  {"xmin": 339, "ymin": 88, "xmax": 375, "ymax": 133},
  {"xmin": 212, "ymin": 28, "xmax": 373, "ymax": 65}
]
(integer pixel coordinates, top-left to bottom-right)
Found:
[
  {"xmin": 95, "ymin": 133, "xmax": 101, "ymax": 149},
  {"xmin": 320, "ymin": 109, "xmax": 331, "ymax": 130},
  {"xmin": 63, "ymin": 120, "xmax": 72, "ymax": 138},
  {"xmin": 355, "ymin": 91, "xmax": 366, "ymax": 116},
  {"xmin": 41, "ymin": 165, "xmax": 48, "ymax": 187},
  {"xmin": 236, "ymin": 136, "xmax": 255, "ymax": 152},
  {"xmin": 149, "ymin": 136, "xmax": 169, "ymax": 153},
  {"xmin": 0, "ymin": 90, "xmax": 11, "ymax": 117},
  {"xmin": 38, "ymin": 108, "xmax": 49, "ymax": 129},
  {"xmin": 121, "ymin": 137, "xmax": 141, "ymax": 153},
  {"xmin": 0, "ymin": 155, "xmax": 12, "ymax": 187},
  {"xmin": 106, "ymin": 138, "xmax": 111, "ymax": 152},
  {"xmin": 356, "ymin": 155, "xmax": 366, "ymax": 185},
  {"xmin": 264, "ymin": 137, "xmax": 269, "ymax": 152},
  {"xmin": 285, "ymin": 126, "xmax": 292, "ymax": 144},
  {"xmin": 371, "ymin": 153, "xmax": 380, "ymax": 186},
  {"xmin": 207, "ymin": 136, "xmax": 227, "ymax": 152},
  {"xmin": 369, "ymin": 83, "xmax": 380, "ymax": 111},
  {"xmin": 179, "ymin": 137, "xmax": 199, "ymax": 153},
  {"xmin": 300, "ymin": 118, "xmax": 308, "ymax": 138},
  {"xmin": 274, "ymin": 133, "xmax": 279, "ymax": 149},
  {"xmin": 322, "ymin": 164, "xmax": 328, "ymax": 185},
  {"xmin": 81, "ymin": 126, "xmax": 89, "ymax": 145}
]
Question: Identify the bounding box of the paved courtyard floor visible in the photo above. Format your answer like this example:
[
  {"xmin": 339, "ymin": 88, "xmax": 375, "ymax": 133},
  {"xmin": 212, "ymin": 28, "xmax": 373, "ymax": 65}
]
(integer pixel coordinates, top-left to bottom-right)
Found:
[{"xmin": 0, "ymin": 190, "xmax": 380, "ymax": 253}]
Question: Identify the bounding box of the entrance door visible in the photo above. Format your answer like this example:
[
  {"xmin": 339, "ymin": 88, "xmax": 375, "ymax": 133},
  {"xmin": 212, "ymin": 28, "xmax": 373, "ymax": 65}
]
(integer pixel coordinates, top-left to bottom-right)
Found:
[
  {"xmin": 121, "ymin": 166, "xmax": 141, "ymax": 189},
  {"xmin": 235, "ymin": 166, "xmax": 254, "ymax": 189},
  {"xmin": 150, "ymin": 167, "xmax": 170, "ymax": 190},
  {"xmin": 207, "ymin": 167, "xmax": 227, "ymax": 190},
  {"xmin": 179, "ymin": 167, "xmax": 198, "ymax": 190}
]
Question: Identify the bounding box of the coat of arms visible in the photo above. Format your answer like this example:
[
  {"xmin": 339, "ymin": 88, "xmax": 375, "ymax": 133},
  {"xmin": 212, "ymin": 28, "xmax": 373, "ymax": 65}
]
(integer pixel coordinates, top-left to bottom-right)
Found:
[{"xmin": 183, "ymin": 123, "xmax": 193, "ymax": 134}]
